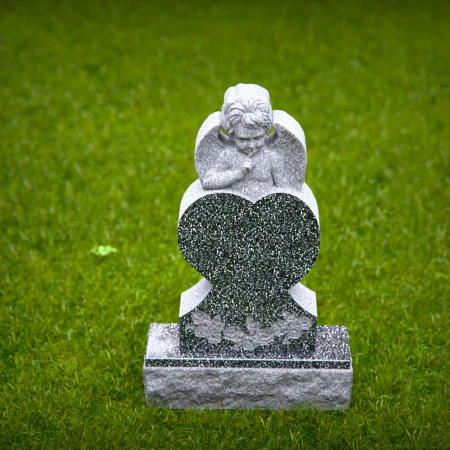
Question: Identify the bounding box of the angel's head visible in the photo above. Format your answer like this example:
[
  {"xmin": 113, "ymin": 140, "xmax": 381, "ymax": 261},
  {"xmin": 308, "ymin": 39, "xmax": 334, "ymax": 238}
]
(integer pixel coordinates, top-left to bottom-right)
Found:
[{"xmin": 221, "ymin": 84, "xmax": 273, "ymax": 152}]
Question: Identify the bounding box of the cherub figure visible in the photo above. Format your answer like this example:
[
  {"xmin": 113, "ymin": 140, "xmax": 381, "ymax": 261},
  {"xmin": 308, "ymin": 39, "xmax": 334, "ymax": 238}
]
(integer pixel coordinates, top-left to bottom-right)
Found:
[{"xmin": 194, "ymin": 84, "xmax": 307, "ymax": 201}]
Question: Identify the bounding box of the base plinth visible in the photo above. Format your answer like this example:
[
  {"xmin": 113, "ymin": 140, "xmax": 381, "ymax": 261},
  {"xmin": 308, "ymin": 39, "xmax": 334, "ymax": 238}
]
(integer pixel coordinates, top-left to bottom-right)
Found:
[{"xmin": 143, "ymin": 323, "xmax": 352, "ymax": 410}]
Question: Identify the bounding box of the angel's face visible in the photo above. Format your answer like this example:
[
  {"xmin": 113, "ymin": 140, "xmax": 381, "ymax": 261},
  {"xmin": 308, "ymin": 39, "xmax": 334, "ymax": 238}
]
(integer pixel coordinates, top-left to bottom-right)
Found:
[{"xmin": 232, "ymin": 123, "xmax": 266, "ymax": 152}]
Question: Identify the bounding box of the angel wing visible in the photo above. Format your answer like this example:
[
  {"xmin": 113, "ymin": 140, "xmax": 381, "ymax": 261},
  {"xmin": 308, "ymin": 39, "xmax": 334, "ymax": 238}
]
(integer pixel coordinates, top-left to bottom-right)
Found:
[
  {"xmin": 194, "ymin": 109, "xmax": 307, "ymax": 192},
  {"xmin": 194, "ymin": 111, "xmax": 233, "ymax": 183},
  {"xmin": 266, "ymin": 110, "xmax": 307, "ymax": 191}
]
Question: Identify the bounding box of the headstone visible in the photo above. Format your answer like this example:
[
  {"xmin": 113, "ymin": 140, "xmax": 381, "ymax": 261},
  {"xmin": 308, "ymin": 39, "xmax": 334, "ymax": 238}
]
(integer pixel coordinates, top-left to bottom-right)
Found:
[{"xmin": 143, "ymin": 84, "xmax": 353, "ymax": 410}]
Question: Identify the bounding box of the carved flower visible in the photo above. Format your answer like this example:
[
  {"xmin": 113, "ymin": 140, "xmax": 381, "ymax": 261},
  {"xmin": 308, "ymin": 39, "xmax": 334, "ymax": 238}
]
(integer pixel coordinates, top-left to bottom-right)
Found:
[
  {"xmin": 224, "ymin": 324, "xmax": 259, "ymax": 350},
  {"xmin": 240, "ymin": 337, "xmax": 258, "ymax": 351},
  {"xmin": 245, "ymin": 317, "xmax": 262, "ymax": 336},
  {"xmin": 298, "ymin": 315, "xmax": 313, "ymax": 330},
  {"xmin": 282, "ymin": 311, "xmax": 300, "ymax": 324},
  {"xmin": 206, "ymin": 311, "xmax": 313, "ymax": 350},
  {"xmin": 223, "ymin": 325, "xmax": 247, "ymax": 341},
  {"xmin": 255, "ymin": 325, "xmax": 274, "ymax": 345},
  {"xmin": 280, "ymin": 311, "xmax": 312, "ymax": 342},
  {"xmin": 224, "ymin": 317, "xmax": 275, "ymax": 350},
  {"xmin": 271, "ymin": 321, "xmax": 285, "ymax": 338},
  {"xmin": 186, "ymin": 310, "xmax": 225, "ymax": 344}
]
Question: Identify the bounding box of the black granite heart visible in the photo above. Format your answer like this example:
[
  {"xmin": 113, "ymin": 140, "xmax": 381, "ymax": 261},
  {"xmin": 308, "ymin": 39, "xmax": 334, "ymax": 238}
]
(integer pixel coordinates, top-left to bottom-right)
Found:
[
  {"xmin": 178, "ymin": 192, "xmax": 320, "ymax": 358},
  {"xmin": 179, "ymin": 193, "xmax": 319, "ymax": 289}
]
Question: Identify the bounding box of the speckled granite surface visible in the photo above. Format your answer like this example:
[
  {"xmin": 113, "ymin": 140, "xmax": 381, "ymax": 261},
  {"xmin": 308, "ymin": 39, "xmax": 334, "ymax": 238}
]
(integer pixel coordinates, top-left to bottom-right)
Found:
[{"xmin": 143, "ymin": 323, "xmax": 353, "ymax": 410}]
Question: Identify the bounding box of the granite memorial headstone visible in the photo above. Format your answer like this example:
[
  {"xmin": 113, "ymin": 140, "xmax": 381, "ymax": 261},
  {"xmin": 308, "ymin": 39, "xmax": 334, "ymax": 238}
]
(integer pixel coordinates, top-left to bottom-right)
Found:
[{"xmin": 143, "ymin": 84, "xmax": 353, "ymax": 409}]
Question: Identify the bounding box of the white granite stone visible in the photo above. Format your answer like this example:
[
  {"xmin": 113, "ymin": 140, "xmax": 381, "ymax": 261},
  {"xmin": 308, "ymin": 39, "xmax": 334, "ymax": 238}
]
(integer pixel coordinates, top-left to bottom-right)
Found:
[
  {"xmin": 194, "ymin": 84, "xmax": 308, "ymax": 201},
  {"xmin": 144, "ymin": 366, "xmax": 353, "ymax": 410},
  {"xmin": 143, "ymin": 323, "xmax": 353, "ymax": 410}
]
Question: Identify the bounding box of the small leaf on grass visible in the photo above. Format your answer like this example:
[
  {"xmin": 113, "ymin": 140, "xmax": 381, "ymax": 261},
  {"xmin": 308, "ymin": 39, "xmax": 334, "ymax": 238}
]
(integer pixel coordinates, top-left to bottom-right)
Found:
[{"xmin": 91, "ymin": 245, "xmax": 118, "ymax": 256}]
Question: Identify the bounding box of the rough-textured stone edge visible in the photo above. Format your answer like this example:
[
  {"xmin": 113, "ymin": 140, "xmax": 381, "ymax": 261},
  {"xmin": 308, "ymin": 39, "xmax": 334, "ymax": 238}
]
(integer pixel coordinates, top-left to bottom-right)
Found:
[
  {"xmin": 143, "ymin": 323, "xmax": 353, "ymax": 410},
  {"xmin": 143, "ymin": 365, "xmax": 353, "ymax": 410}
]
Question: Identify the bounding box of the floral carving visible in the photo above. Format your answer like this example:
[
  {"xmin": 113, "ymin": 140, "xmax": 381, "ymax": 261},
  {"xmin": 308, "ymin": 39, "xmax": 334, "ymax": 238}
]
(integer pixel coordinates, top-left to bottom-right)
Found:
[
  {"xmin": 224, "ymin": 317, "xmax": 274, "ymax": 350},
  {"xmin": 279, "ymin": 311, "xmax": 312, "ymax": 344},
  {"xmin": 187, "ymin": 309, "xmax": 312, "ymax": 350},
  {"xmin": 186, "ymin": 310, "xmax": 225, "ymax": 344}
]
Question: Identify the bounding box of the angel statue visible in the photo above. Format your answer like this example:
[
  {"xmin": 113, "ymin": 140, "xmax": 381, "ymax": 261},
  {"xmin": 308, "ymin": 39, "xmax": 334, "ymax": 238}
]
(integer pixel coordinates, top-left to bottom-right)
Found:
[
  {"xmin": 196, "ymin": 83, "xmax": 307, "ymax": 200},
  {"xmin": 179, "ymin": 83, "xmax": 318, "ymax": 218}
]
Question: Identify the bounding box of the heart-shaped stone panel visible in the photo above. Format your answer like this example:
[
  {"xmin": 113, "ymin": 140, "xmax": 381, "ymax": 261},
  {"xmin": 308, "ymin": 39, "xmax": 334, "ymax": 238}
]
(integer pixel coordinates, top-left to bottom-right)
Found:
[
  {"xmin": 178, "ymin": 192, "xmax": 320, "ymax": 358},
  {"xmin": 178, "ymin": 193, "xmax": 320, "ymax": 290}
]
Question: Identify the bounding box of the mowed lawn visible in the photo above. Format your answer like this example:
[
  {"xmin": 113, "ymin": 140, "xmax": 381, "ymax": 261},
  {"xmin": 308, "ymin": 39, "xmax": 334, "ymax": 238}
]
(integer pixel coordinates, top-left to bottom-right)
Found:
[{"xmin": 0, "ymin": 0, "xmax": 448, "ymax": 448}]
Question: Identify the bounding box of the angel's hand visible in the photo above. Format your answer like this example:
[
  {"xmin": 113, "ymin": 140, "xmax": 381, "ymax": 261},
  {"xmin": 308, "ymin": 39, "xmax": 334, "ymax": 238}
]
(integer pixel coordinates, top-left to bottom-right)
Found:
[{"xmin": 242, "ymin": 160, "xmax": 254, "ymax": 172}]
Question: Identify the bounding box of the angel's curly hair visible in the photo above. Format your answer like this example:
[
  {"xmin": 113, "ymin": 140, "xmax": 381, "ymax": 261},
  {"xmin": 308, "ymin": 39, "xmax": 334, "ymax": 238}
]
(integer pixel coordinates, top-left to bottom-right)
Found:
[{"xmin": 221, "ymin": 84, "xmax": 273, "ymax": 136}]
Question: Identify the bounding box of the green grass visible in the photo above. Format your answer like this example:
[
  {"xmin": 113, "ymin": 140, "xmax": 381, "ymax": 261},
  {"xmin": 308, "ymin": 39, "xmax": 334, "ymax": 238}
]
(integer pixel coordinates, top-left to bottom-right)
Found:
[{"xmin": 0, "ymin": 0, "xmax": 449, "ymax": 448}]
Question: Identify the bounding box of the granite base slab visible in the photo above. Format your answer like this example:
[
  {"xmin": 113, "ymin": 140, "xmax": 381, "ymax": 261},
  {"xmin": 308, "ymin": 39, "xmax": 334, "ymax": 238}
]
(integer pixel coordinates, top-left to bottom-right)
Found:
[{"xmin": 143, "ymin": 323, "xmax": 353, "ymax": 410}]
